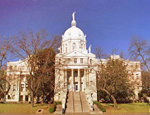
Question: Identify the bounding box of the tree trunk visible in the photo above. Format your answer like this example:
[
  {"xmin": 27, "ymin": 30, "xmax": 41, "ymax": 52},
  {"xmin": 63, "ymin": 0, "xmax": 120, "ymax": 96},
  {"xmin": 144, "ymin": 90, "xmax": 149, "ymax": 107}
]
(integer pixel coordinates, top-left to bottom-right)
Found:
[
  {"xmin": 100, "ymin": 88, "xmax": 117, "ymax": 108},
  {"xmin": 110, "ymin": 95, "xmax": 117, "ymax": 108},
  {"xmin": 3, "ymin": 93, "xmax": 6, "ymax": 103},
  {"xmin": 31, "ymin": 91, "xmax": 34, "ymax": 107}
]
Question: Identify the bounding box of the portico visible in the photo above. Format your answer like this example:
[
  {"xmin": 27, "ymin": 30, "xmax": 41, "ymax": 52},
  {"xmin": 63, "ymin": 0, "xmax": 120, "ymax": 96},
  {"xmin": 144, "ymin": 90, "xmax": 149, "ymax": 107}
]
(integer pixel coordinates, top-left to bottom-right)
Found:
[{"xmin": 63, "ymin": 68, "xmax": 88, "ymax": 92}]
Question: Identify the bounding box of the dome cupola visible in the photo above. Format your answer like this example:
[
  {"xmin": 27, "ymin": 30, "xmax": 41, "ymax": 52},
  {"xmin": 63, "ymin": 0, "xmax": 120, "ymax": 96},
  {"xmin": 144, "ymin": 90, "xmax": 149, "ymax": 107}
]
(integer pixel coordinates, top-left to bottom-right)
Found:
[
  {"xmin": 61, "ymin": 12, "xmax": 87, "ymax": 54},
  {"xmin": 62, "ymin": 12, "xmax": 86, "ymax": 42}
]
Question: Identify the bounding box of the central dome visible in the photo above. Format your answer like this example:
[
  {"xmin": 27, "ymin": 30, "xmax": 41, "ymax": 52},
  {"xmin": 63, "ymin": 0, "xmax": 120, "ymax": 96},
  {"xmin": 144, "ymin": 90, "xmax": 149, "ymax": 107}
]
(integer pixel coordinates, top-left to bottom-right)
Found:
[{"xmin": 62, "ymin": 26, "xmax": 85, "ymax": 41}]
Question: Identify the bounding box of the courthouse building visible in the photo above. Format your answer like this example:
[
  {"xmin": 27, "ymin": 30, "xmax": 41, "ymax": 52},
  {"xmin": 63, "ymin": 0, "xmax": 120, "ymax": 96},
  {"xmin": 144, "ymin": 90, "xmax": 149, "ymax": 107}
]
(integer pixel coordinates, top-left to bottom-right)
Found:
[{"xmin": 6, "ymin": 13, "xmax": 142, "ymax": 111}]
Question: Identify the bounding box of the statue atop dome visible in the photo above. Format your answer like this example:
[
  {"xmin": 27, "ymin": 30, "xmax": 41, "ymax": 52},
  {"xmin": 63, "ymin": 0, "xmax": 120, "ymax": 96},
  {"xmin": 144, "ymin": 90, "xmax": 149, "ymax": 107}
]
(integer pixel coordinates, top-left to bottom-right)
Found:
[
  {"xmin": 71, "ymin": 12, "xmax": 76, "ymax": 26},
  {"xmin": 72, "ymin": 12, "xmax": 75, "ymax": 21}
]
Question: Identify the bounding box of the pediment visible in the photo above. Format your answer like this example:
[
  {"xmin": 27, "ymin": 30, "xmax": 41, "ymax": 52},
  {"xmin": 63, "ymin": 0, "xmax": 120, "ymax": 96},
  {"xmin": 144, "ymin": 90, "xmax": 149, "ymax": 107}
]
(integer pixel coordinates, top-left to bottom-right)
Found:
[{"xmin": 63, "ymin": 50, "xmax": 87, "ymax": 58}]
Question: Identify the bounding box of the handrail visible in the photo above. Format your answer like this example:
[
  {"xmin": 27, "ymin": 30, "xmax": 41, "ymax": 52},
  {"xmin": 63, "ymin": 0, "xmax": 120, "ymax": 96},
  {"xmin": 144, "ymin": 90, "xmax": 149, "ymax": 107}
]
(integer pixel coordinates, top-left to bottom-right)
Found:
[{"xmin": 72, "ymin": 92, "xmax": 74, "ymax": 113}]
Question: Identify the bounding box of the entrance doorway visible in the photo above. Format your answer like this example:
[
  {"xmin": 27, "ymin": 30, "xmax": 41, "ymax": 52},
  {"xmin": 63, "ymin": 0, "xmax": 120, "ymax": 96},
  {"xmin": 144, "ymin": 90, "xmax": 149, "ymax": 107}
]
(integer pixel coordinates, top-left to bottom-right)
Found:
[
  {"xmin": 74, "ymin": 82, "xmax": 78, "ymax": 92},
  {"xmin": 67, "ymin": 83, "xmax": 70, "ymax": 91},
  {"xmin": 81, "ymin": 82, "xmax": 83, "ymax": 92}
]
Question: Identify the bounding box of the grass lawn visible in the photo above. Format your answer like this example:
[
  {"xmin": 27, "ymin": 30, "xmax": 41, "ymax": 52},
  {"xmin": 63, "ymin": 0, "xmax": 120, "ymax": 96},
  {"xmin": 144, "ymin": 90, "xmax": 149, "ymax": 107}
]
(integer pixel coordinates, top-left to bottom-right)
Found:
[
  {"xmin": 0, "ymin": 103, "xmax": 50, "ymax": 114},
  {"xmin": 101, "ymin": 103, "xmax": 150, "ymax": 114}
]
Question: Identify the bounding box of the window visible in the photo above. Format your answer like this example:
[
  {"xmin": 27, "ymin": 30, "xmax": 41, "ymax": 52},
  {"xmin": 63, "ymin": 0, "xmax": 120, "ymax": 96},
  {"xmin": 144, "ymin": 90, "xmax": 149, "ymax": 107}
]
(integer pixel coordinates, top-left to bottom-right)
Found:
[
  {"xmin": 81, "ymin": 70, "xmax": 84, "ymax": 77},
  {"xmin": 81, "ymin": 44, "xmax": 83, "ymax": 49},
  {"xmin": 10, "ymin": 66, "xmax": 13, "ymax": 70},
  {"xmin": 80, "ymin": 58, "xmax": 83, "ymax": 63},
  {"xmin": 68, "ymin": 58, "xmax": 71, "ymax": 63},
  {"xmin": 67, "ymin": 71, "xmax": 71, "ymax": 78},
  {"xmin": 14, "ymin": 66, "xmax": 17, "ymax": 70},
  {"xmin": 59, "ymin": 59, "xmax": 61, "ymax": 64},
  {"xmin": 13, "ymin": 85, "xmax": 16, "ymax": 91},
  {"xmin": 25, "ymin": 95, "xmax": 28, "ymax": 101},
  {"xmin": 8, "ymin": 95, "xmax": 11, "ymax": 99},
  {"xmin": 21, "ymin": 84, "xmax": 24, "ymax": 91},
  {"xmin": 73, "ymin": 43, "xmax": 76, "ymax": 50},
  {"xmin": 74, "ymin": 71, "xmax": 78, "ymax": 77},
  {"xmin": 90, "ymin": 59, "xmax": 92, "ymax": 64},
  {"xmin": 74, "ymin": 58, "xmax": 77, "ymax": 63}
]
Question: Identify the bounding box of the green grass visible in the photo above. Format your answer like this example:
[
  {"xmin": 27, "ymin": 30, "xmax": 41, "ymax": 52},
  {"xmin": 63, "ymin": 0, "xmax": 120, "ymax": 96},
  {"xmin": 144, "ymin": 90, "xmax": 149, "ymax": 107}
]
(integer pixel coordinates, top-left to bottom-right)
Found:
[
  {"xmin": 102, "ymin": 103, "xmax": 150, "ymax": 114},
  {"xmin": 0, "ymin": 103, "xmax": 49, "ymax": 114}
]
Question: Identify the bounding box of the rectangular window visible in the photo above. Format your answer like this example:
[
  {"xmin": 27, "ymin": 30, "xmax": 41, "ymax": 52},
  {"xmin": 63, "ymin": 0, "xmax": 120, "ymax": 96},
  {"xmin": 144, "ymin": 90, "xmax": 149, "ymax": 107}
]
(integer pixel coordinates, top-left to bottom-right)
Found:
[
  {"xmin": 21, "ymin": 84, "xmax": 24, "ymax": 91},
  {"xmin": 74, "ymin": 71, "xmax": 78, "ymax": 77},
  {"xmin": 74, "ymin": 58, "xmax": 77, "ymax": 63},
  {"xmin": 59, "ymin": 59, "xmax": 61, "ymax": 64},
  {"xmin": 13, "ymin": 85, "xmax": 16, "ymax": 91},
  {"xmin": 90, "ymin": 59, "xmax": 92, "ymax": 64},
  {"xmin": 80, "ymin": 58, "xmax": 83, "ymax": 63},
  {"xmin": 10, "ymin": 66, "xmax": 13, "ymax": 70},
  {"xmin": 68, "ymin": 58, "xmax": 71, "ymax": 63}
]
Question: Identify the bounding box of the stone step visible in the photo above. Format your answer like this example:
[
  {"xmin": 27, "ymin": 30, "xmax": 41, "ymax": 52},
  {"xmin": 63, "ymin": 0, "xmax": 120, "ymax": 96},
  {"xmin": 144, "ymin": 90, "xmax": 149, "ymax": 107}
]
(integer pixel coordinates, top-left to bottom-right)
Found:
[
  {"xmin": 74, "ymin": 92, "xmax": 82, "ymax": 113},
  {"xmin": 65, "ymin": 92, "xmax": 90, "ymax": 114},
  {"xmin": 80, "ymin": 92, "xmax": 90, "ymax": 113}
]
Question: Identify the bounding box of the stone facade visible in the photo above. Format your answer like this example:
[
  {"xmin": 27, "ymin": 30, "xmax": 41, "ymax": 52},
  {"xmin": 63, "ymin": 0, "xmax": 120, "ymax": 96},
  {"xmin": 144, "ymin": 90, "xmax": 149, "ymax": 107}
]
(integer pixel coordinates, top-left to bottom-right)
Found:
[
  {"xmin": 6, "ymin": 59, "xmax": 30, "ymax": 102},
  {"xmin": 6, "ymin": 12, "xmax": 142, "ymax": 103}
]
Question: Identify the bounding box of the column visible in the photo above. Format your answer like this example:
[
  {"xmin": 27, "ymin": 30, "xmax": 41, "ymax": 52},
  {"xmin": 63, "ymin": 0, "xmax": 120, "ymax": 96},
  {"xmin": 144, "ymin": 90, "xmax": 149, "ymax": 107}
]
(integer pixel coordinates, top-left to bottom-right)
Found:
[
  {"xmin": 78, "ymin": 69, "xmax": 80, "ymax": 91},
  {"xmin": 24, "ymin": 83, "xmax": 26, "ymax": 91},
  {"xmin": 71, "ymin": 69, "xmax": 74, "ymax": 92},
  {"xmin": 65, "ymin": 69, "xmax": 67, "ymax": 89},
  {"xmin": 87, "ymin": 69, "xmax": 89, "ymax": 85},
  {"xmin": 64, "ymin": 69, "xmax": 66, "ymax": 88},
  {"xmin": 63, "ymin": 69, "xmax": 65, "ymax": 87},
  {"xmin": 84, "ymin": 68, "xmax": 86, "ymax": 90},
  {"xmin": 23, "ymin": 95, "xmax": 25, "ymax": 101}
]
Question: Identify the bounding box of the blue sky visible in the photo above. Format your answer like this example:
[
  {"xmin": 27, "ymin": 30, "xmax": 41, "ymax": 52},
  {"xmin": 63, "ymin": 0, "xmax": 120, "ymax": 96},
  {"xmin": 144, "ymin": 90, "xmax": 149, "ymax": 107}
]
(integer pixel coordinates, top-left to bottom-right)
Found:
[{"xmin": 0, "ymin": 0, "xmax": 150, "ymax": 59}]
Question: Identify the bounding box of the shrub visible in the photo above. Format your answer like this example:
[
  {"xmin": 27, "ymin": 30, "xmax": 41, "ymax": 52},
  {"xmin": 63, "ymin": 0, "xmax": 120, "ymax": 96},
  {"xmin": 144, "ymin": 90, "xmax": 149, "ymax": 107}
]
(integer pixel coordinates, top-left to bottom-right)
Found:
[
  {"xmin": 49, "ymin": 103, "xmax": 56, "ymax": 113},
  {"xmin": 94, "ymin": 102, "xmax": 106, "ymax": 112},
  {"xmin": 55, "ymin": 101, "xmax": 62, "ymax": 105}
]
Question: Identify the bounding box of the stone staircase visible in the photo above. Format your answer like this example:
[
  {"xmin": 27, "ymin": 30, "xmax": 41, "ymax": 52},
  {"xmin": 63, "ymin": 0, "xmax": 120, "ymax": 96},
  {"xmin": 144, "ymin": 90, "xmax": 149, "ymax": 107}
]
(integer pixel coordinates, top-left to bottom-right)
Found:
[
  {"xmin": 66, "ymin": 92, "xmax": 74, "ymax": 113},
  {"xmin": 74, "ymin": 92, "xmax": 82, "ymax": 113},
  {"xmin": 80, "ymin": 92, "xmax": 90, "ymax": 113},
  {"xmin": 66, "ymin": 91, "xmax": 90, "ymax": 113}
]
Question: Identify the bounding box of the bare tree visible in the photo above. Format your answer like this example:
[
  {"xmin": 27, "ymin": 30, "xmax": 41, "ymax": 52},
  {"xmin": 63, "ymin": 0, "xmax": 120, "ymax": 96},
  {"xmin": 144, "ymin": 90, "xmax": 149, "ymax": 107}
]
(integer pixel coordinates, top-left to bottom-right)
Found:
[
  {"xmin": 129, "ymin": 36, "xmax": 150, "ymax": 89},
  {"xmin": 0, "ymin": 36, "xmax": 11, "ymax": 103},
  {"xmin": 11, "ymin": 29, "xmax": 61, "ymax": 107}
]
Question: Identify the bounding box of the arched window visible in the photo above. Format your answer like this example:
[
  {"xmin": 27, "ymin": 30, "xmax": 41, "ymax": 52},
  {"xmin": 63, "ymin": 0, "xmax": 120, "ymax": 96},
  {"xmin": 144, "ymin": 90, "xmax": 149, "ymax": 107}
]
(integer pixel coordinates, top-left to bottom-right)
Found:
[
  {"xmin": 65, "ymin": 44, "xmax": 67, "ymax": 53},
  {"xmin": 63, "ymin": 44, "xmax": 64, "ymax": 53},
  {"xmin": 90, "ymin": 59, "xmax": 92, "ymax": 64},
  {"xmin": 73, "ymin": 43, "xmax": 76, "ymax": 50},
  {"xmin": 80, "ymin": 44, "xmax": 83, "ymax": 49}
]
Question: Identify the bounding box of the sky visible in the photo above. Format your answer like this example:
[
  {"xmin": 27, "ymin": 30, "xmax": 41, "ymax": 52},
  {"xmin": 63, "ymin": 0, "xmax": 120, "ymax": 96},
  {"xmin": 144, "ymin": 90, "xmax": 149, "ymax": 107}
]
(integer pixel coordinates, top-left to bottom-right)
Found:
[{"xmin": 0, "ymin": 0, "xmax": 150, "ymax": 60}]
